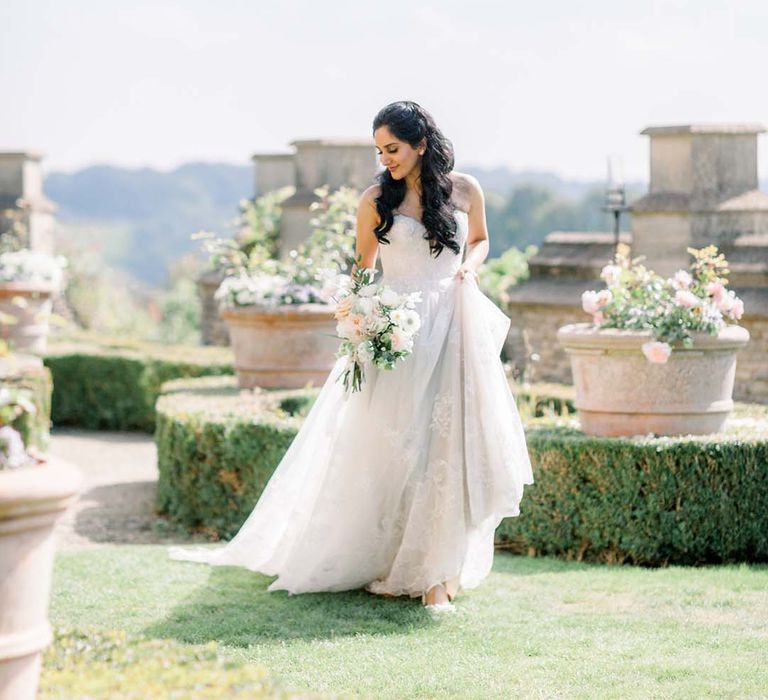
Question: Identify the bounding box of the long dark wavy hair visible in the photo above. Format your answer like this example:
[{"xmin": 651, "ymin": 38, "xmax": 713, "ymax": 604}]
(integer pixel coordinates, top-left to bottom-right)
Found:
[{"xmin": 372, "ymin": 101, "xmax": 460, "ymax": 257}]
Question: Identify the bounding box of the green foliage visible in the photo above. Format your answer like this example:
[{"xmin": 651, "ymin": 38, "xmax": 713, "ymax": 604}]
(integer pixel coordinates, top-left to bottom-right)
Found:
[
  {"xmin": 477, "ymin": 245, "xmax": 536, "ymax": 307},
  {"xmin": 0, "ymin": 363, "xmax": 52, "ymax": 451},
  {"xmin": 234, "ymin": 187, "xmax": 294, "ymax": 260},
  {"xmin": 40, "ymin": 626, "xmax": 284, "ymax": 699},
  {"xmin": 153, "ymin": 255, "xmax": 203, "ymax": 345},
  {"xmin": 496, "ymin": 411, "xmax": 768, "ymax": 565},
  {"xmin": 44, "ymin": 340, "xmax": 234, "ymax": 431},
  {"xmin": 208, "ymin": 185, "xmax": 358, "ymax": 308},
  {"xmin": 485, "ymin": 185, "xmax": 619, "ymax": 256},
  {"xmin": 155, "ymin": 376, "xmax": 317, "ymax": 537}
]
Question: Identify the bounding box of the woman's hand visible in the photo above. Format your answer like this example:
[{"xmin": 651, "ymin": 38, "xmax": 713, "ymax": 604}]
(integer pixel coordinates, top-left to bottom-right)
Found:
[{"xmin": 455, "ymin": 262, "xmax": 478, "ymax": 281}]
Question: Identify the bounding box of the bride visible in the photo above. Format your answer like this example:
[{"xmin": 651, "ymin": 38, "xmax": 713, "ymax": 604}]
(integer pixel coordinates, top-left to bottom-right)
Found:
[{"xmin": 169, "ymin": 100, "xmax": 533, "ymax": 613}]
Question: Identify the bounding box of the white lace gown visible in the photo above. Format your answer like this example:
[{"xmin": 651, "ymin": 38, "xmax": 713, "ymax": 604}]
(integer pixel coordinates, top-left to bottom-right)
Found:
[{"xmin": 168, "ymin": 209, "xmax": 534, "ymax": 598}]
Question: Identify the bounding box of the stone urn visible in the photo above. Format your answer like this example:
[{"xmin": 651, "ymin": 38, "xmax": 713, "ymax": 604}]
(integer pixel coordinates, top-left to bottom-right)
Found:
[
  {"xmin": 557, "ymin": 323, "xmax": 750, "ymax": 437},
  {"xmin": 0, "ymin": 282, "xmax": 56, "ymax": 355},
  {"xmin": 0, "ymin": 458, "xmax": 82, "ymax": 700},
  {"xmin": 221, "ymin": 303, "xmax": 339, "ymax": 389}
]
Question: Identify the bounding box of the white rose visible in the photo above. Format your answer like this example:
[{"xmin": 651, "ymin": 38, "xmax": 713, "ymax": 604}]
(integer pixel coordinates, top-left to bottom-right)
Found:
[
  {"xmin": 356, "ymin": 340, "xmax": 375, "ymax": 363},
  {"xmin": 353, "ymin": 297, "xmax": 374, "ymax": 316},
  {"xmin": 389, "ymin": 327, "xmax": 414, "ymax": 353},
  {"xmin": 379, "ymin": 288, "xmax": 401, "ymax": 307}
]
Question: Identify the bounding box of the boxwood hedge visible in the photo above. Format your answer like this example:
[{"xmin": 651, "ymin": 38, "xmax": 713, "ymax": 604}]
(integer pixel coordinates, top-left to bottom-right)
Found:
[
  {"xmin": 44, "ymin": 340, "xmax": 235, "ymax": 431},
  {"xmin": 156, "ymin": 376, "xmax": 768, "ymax": 565}
]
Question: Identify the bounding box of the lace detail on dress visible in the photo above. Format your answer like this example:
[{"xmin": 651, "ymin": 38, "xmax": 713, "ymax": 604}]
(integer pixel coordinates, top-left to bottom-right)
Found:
[{"xmin": 430, "ymin": 392, "xmax": 452, "ymax": 438}]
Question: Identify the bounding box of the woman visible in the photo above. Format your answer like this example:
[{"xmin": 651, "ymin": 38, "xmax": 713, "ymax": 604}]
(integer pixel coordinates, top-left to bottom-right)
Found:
[{"xmin": 169, "ymin": 100, "xmax": 533, "ymax": 613}]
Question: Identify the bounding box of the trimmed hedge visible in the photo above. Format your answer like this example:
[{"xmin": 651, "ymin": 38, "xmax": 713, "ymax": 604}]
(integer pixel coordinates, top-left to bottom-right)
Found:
[
  {"xmin": 497, "ymin": 409, "xmax": 768, "ymax": 565},
  {"xmin": 155, "ymin": 375, "xmax": 768, "ymax": 564},
  {"xmin": 156, "ymin": 376, "xmax": 317, "ymax": 537},
  {"xmin": 44, "ymin": 340, "xmax": 234, "ymax": 431}
]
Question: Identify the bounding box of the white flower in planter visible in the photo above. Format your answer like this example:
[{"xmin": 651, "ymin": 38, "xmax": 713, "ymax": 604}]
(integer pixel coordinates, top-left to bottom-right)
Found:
[
  {"xmin": 0, "ymin": 249, "xmax": 67, "ymax": 288},
  {"xmin": 0, "ymin": 425, "xmax": 29, "ymax": 469}
]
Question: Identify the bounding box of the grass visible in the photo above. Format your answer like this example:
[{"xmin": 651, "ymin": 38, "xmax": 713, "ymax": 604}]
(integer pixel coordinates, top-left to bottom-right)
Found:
[{"xmin": 46, "ymin": 546, "xmax": 768, "ymax": 699}]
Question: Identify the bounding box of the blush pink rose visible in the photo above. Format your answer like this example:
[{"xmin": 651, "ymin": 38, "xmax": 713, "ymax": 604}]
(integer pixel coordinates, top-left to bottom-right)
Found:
[
  {"xmin": 674, "ymin": 289, "xmax": 700, "ymax": 309},
  {"xmin": 334, "ymin": 295, "xmax": 354, "ymax": 320},
  {"xmin": 729, "ymin": 296, "xmax": 744, "ymax": 320},
  {"xmin": 641, "ymin": 340, "xmax": 672, "ymax": 363},
  {"xmin": 706, "ymin": 281, "xmax": 726, "ymax": 304},
  {"xmin": 582, "ymin": 289, "xmax": 612, "ymax": 315},
  {"xmin": 671, "ymin": 270, "xmax": 692, "ymax": 290}
]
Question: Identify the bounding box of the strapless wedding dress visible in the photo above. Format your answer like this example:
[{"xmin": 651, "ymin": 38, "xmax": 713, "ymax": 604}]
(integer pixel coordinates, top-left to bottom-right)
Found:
[{"xmin": 168, "ymin": 208, "xmax": 533, "ymax": 598}]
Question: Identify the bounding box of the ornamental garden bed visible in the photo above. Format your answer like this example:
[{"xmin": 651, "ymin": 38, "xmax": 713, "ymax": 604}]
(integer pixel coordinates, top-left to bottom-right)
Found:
[{"xmin": 155, "ymin": 376, "xmax": 768, "ymax": 565}]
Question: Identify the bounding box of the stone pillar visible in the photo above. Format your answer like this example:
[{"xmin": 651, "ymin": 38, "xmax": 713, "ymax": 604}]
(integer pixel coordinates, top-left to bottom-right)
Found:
[
  {"xmin": 251, "ymin": 153, "xmax": 295, "ymax": 197},
  {"xmin": 630, "ymin": 124, "xmax": 766, "ymax": 276},
  {"xmin": 0, "ymin": 152, "xmax": 57, "ymax": 253},
  {"xmin": 278, "ymin": 139, "xmax": 378, "ymax": 256}
]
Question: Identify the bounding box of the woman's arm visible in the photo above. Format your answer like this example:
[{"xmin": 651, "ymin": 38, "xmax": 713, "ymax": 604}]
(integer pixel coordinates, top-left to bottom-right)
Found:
[
  {"xmin": 353, "ymin": 186, "xmax": 380, "ymax": 274},
  {"xmin": 456, "ymin": 174, "xmax": 490, "ymax": 280}
]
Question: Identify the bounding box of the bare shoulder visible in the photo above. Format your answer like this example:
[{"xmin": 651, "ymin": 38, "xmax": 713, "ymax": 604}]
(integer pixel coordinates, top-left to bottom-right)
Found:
[
  {"xmin": 359, "ymin": 184, "xmax": 382, "ymax": 207},
  {"xmin": 448, "ymin": 171, "xmax": 482, "ymax": 212},
  {"xmin": 450, "ymin": 171, "xmax": 482, "ymax": 194}
]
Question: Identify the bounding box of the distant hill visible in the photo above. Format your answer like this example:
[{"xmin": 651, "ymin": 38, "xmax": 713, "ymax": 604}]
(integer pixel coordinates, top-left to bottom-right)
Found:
[
  {"xmin": 46, "ymin": 162, "xmax": 252, "ymax": 285},
  {"xmin": 46, "ymin": 160, "xmax": 708, "ymax": 284}
]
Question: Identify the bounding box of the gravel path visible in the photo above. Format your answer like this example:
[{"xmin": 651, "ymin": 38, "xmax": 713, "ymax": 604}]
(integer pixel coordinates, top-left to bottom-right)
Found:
[{"xmin": 49, "ymin": 428, "xmax": 199, "ymax": 551}]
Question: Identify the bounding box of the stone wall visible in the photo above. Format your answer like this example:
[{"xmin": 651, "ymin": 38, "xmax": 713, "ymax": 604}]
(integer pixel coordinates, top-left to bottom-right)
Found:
[
  {"xmin": 735, "ymin": 313, "xmax": 768, "ymax": 403},
  {"xmin": 198, "ymin": 269, "xmax": 229, "ymax": 346},
  {"xmin": 505, "ymin": 302, "xmax": 582, "ymax": 384}
]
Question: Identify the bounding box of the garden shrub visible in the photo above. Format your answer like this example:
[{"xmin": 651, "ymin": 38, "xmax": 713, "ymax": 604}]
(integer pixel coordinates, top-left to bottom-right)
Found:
[
  {"xmin": 156, "ymin": 376, "xmax": 768, "ymax": 565},
  {"xmin": 497, "ymin": 407, "xmax": 768, "ymax": 565},
  {"xmin": 156, "ymin": 376, "xmax": 319, "ymax": 537},
  {"xmin": 44, "ymin": 339, "xmax": 234, "ymax": 431}
]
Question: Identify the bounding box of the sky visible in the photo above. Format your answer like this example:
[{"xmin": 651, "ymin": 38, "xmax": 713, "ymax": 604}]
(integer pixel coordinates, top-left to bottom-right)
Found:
[{"xmin": 1, "ymin": 0, "xmax": 767, "ymax": 182}]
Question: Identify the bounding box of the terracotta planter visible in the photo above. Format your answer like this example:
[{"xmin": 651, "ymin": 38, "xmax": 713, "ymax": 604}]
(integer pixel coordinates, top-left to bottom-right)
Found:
[
  {"xmin": 557, "ymin": 322, "xmax": 750, "ymax": 437},
  {"xmin": 0, "ymin": 458, "xmax": 82, "ymax": 700},
  {"xmin": 0, "ymin": 282, "xmax": 56, "ymax": 355},
  {"xmin": 221, "ymin": 303, "xmax": 338, "ymax": 389}
]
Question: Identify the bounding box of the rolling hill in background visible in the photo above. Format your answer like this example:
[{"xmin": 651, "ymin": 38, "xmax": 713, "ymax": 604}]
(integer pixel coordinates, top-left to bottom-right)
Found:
[
  {"xmin": 44, "ymin": 161, "xmax": 650, "ymax": 285},
  {"xmin": 46, "ymin": 163, "xmax": 253, "ymax": 285}
]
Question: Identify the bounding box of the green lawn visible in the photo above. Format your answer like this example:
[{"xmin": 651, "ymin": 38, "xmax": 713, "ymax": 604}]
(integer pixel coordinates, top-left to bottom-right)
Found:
[{"xmin": 45, "ymin": 546, "xmax": 768, "ymax": 699}]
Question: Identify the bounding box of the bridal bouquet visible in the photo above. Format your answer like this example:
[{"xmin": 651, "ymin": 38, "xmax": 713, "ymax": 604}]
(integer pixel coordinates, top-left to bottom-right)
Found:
[{"xmin": 333, "ymin": 264, "xmax": 422, "ymax": 394}]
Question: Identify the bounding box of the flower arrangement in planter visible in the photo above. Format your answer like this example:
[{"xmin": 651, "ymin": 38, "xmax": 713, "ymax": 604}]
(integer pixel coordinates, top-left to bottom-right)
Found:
[
  {"xmin": 199, "ymin": 185, "xmax": 358, "ymax": 389},
  {"xmin": 558, "ymin": 245, "xmax": 749, "ymax": 437},
  {"xmin": 0, "ymin": 204, "xmax": 67, "ymax": 355},
  {"xmin": 581, "ymin": 244, "xmax": 745, "ymax": 363},
  {"xmin": 0, "ymin": 384, "xmax": 44, "ymax": 469}
]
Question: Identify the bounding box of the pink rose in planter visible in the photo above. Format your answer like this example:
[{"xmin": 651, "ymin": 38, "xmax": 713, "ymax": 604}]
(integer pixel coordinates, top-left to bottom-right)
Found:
[
  {"xmin": 581, "ymin": 289, "xmax": 612, "ymax": 315},
  {"xmin": 717, "ymin": 289, "xmax": 745, "ymax": 320},
  {"xmin": 671, "ymin": 270, "xmax": 692, "ymax": 290},
  {"xmin": 707, "ymin": 281, "xmax": 726, "ymax": 304},
  {"xmin": 641, "ymin": 340, "xmax": 672, "ymax": 363},
  {"xmin": 730, "ymin": 296, "xmax": 745, "ymax": 320},
  {"xmin": 674, "ymin": 289, "xmax": 700, "ymax": 308}
]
